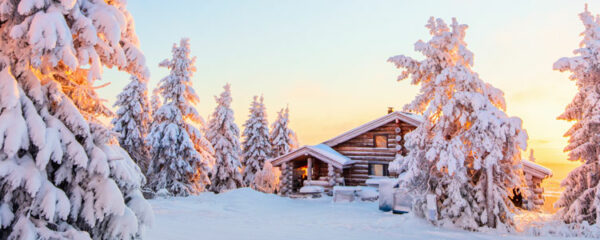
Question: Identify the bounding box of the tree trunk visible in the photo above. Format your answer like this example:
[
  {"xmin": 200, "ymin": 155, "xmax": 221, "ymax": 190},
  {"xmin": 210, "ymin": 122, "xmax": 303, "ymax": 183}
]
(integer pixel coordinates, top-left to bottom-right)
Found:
[{"xmin": 486, "ymin": 167, "xmax": 495, "ymax": 228}]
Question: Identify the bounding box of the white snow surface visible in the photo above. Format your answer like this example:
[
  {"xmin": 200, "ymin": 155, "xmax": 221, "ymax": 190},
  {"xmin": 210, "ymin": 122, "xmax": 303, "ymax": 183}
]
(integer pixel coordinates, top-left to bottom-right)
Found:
[
  {"xmin": 308, "ymin": 144, "xmax": 353, "ymax": 165},
  {"xmin": 146, "ymin": 188, "xmax": 579, "ymax": 240}
]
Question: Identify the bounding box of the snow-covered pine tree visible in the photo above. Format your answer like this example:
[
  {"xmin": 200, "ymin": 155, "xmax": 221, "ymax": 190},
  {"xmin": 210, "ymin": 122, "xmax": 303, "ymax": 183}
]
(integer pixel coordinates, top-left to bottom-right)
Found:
[
  {"xmin": 388, "ymin": 17, "xmax": 528, "ymax": 231},
  {"xmin": 241, "ymin": 95, "xmax": 272, "ymax": 188},
  {"xmin": 207, "ymin": 84, "xmax": 244, "ymax": 193},
  {"xmin": 270, "ymin": 106, "xmax": 298, "ymax": 158},
  {"xmin": 0, "ymin": 1, "xmax": 153, "ymax": 239},
  {"xmin": 146, "ymin": 38, "xmax": 213, "ymax": 196},
  {"xmin": 553, "ymin": 5, "xmax": 600, "ymax": 225},
  {"xmin": 112, "ymin": 75, "xmax": 152, "ymax": 173},
  {"xmin": 150, "ymin": 88, "xmax": 162, "ymax": 118},
  {"xmin": 253, "ymin": 161, "xmax": 280, "ymax": 194}
]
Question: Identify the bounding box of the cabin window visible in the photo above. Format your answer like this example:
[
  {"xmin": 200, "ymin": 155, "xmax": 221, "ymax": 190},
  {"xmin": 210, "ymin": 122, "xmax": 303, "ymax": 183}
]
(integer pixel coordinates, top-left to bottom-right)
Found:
[
  {"xmin": 374, "ymin": 134, "xmax": 388, "ymax": 148},
  {"xmin": 368, "ymin": 163, "xmax": 389, "ymax": 176}
]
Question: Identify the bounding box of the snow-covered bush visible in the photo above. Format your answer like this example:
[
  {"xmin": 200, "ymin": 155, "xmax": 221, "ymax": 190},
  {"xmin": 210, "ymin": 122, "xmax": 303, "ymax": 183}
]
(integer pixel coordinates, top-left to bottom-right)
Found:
[
  {"xmin": 270, "ymin": 106, "xmax": 298, "ymax": 158},
  {"xmin": 553, "ymin": 5, "xmax": 600, "ymax": 226},
  {"xmin": 388, "ymin": 17, "xmax": 528, "ymax": 231},
  {"xmin": 0, "ymin": 0, "xmax": 153, "ymax": 238},
  {"xmin": 254, "ymin": 161, "xmax": 280, "ymax": 194},
  {"xmin": 146, "ymin": 38, "xmax": 213, "ymax": 196},
  {"xmin": 207, "ymin": 84, "xmax": 244, "ymax": 193},
  {"xmin": 112, "ymin": 75, "xmax": 152, "ymax": 173},
  {"xmin": 524, "ymin": 219, "xmax": 600, "ymax": 238},
  {"xmin": 241, "ymin": 96, "xmax": 272, "ymax": 188}
]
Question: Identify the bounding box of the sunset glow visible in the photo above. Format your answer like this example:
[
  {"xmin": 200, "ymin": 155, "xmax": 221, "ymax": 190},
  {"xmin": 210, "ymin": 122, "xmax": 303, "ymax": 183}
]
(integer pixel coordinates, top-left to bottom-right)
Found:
[{"xmin": 96, "ymin": 0, "xmax": 592, "ymax": 211}]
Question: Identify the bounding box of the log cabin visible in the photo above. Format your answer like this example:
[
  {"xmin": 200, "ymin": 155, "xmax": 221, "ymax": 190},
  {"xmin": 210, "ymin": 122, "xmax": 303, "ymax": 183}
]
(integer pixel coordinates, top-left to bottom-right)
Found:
[{"xmin": 269, "ymin": 109, "xmax": 553, "ymax": 208}]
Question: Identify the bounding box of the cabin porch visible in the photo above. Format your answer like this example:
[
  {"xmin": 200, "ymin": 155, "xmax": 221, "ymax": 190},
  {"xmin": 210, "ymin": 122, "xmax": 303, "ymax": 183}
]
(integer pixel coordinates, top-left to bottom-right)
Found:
[
  {"xmin": 286, "ymin": 156, "xmax": 345, "ymax": 193},
  {"xmin": 270, "ymin": 144, "xmax": 352, "ymax": 195}
]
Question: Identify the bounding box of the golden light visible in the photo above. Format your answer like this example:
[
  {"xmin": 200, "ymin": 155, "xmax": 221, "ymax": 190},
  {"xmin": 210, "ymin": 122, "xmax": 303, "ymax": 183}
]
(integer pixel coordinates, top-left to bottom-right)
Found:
[{"xmin": 299, "ymin": 166, "xmax": 308, "ymax": 179}]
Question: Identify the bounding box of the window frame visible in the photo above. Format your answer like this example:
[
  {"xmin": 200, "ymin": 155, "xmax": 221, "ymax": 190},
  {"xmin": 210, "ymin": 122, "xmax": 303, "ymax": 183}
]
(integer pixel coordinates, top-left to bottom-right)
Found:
[
  {"xmin": 368, "ymin": 163, "xmax": 389, "ymax": 177},
  {"xmin": 373, "ymin": 134, "xmax": 388, "ymax": 148}
]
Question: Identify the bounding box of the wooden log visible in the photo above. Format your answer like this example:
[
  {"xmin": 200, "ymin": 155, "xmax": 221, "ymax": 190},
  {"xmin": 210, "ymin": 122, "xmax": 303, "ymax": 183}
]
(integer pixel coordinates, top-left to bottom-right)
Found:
[
  {"xmin": 335, "ymin": 146, "xmax": 397, "ymax": 152},
  {"xmin": 346, "ymin": 155, "xmax": 395, "ymax": 161},
  {"xmin": 337, "ymin": 150, "xmax": 396, "ymax": 156}
]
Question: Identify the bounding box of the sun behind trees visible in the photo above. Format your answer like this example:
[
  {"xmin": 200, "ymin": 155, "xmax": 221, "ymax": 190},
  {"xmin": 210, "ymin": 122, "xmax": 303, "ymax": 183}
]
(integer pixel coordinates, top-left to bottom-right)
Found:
[{"xmin": 388, "ymin": 17, "xmax": 529, "ymax": 231}]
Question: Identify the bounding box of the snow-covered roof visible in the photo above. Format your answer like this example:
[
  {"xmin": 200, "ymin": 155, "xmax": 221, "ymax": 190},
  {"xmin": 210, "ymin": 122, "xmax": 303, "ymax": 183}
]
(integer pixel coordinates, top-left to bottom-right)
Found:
[
  {"xmin": 323, "ymin": 111, "xmax": 422, "ymax": 147},
  {"xmin": 270, "ymin": 144, "xmax": 354, "ymax": 169},
  {"xmin": 522, "ymin": 160, "xmax": 553, "ymax": 179}
]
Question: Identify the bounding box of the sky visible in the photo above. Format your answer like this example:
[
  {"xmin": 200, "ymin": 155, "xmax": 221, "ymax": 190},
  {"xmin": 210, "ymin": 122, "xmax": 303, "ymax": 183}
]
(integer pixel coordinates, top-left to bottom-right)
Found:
[{"xmin": 98, "ymin": 0, "xmax": 590, "ymax": 171}]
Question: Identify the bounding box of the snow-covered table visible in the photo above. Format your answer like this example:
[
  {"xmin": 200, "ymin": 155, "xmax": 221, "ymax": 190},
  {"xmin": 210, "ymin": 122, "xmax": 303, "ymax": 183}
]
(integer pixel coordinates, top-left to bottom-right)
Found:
[
  {"xmin": 294, "ymin": 186, "xmax": 325, "ymax": 198},
  {"xmin": 333, "ymin": 186, "xmax": 360, "ymax": 203}
]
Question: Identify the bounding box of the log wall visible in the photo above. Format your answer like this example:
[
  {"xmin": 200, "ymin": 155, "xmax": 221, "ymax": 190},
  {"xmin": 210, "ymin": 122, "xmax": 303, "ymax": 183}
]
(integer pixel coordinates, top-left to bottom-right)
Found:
[
  {"xmin": 525, "ymin": 174, "xmax": 546, "ymax": 208},
  {"xmin": 333, "ymin": 121, "xmax": 416, "ymax": 186}
]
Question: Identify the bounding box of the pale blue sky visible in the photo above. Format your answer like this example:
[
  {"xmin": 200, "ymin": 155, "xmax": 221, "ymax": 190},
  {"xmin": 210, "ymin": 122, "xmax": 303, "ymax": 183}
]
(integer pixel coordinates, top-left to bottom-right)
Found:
[{"xmin": 99, "ymin": 0, "xmax": 590, "ymax": 164}]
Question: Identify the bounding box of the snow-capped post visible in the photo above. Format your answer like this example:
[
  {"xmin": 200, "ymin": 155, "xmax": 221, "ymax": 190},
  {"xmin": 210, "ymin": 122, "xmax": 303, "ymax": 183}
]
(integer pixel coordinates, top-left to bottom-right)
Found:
[
  {"xmin": 0, "ymin": 1, "xmax": 154, "ymax": 238},
  {"xmin": 388, "ymin": 17, "xmax": 528, "ymax": 231},
  {"xmin": 307, "ymin": 157, "xmax": 313, "ymax": 181},
  {"xmin": 207, "ymin": 84, "xmax": 244, "ymax": 193},
  {"xmin": 241, "ymin": 95, "xmax": 272, "ymax": 189},
  {"xmin": 553, "ymin": 5, "xmax": 600, "ymax": 226},
  {"xmin": 528, "ymin": 149, "xmax": 535, "ymax": 162},
  {"xmin": 112, "ymin": 75, "xmax": 153, "ymax": 173},
  {"xmin": 327, "ymin": 164, "xmax": 337, "ymax": 187},
  {"xmin": 146, "ymin": 38, "xmax": 213, "ymax": 197}
]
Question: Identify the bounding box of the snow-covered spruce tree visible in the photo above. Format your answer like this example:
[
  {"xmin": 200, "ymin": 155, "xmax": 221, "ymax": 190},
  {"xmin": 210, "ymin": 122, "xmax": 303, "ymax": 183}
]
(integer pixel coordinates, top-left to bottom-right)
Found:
[
  {"xmin": 206, "ymin": 84, "xmax": 244, "ymax": 193},
  {"xmin": 112, "ymin": 75, "xmax": 152, "ymax": 174},
  {"xmin": 0, "ymin": 1, "xmax": 153, "ymax": 239},
  {"xmin": 146, "ymin": 38, "xmax": 213, "ymax": 196},
  {"xmin": 388, "ymin": 17, "xmax": 528, "ymax": 231},
  {"xmin": 270, "ymin": 106, "xmax": 299, "ymax": 158},
  {"xmin": 241, "ymin": 95, "xmax": 272, "ymax": 188},
  {"xmin": 253, "ymin": 161, "xmax": 280, "ymax": 194},
  {"xmin": 149, "ymin": 88, "xmax": 162, "ymax": 119},
  {"xmin": 553, "ymin": 6, "xmax": 600, "ymax": 225}
]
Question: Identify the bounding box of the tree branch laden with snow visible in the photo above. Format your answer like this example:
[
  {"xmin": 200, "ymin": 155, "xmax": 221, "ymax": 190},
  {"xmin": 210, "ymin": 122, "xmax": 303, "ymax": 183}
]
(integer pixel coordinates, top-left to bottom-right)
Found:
[
  {"xmin": 388, "ymin": 17, "xmax": 528, "ymax": 232},
  {"xmin": 553, "ymin": 5, "xmax": 600, "ymax": 226},
  {"xmin": 0, "ymin": 0, "xmax": 152, "ymax": 239}
]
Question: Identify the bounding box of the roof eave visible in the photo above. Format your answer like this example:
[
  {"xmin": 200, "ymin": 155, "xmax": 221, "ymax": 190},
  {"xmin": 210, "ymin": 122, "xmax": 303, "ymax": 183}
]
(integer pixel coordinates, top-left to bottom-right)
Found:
[{"xmin": 323, "ymin": 111, "xmax": 421, "ymax": 147}]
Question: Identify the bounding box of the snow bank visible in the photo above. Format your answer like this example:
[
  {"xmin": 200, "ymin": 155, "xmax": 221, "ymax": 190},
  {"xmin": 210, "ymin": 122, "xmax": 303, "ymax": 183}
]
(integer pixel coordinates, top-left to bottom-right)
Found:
[{"xmin": 147, "ymin": 188, "xmax": 585, "ymax": 240}]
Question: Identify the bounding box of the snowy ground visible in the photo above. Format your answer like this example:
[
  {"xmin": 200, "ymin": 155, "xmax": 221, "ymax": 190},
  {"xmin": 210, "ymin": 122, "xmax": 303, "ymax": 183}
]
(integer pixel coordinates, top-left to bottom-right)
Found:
[{"xmin": 146, "ymin": 188, "xmax": 582, "ymax": 240}]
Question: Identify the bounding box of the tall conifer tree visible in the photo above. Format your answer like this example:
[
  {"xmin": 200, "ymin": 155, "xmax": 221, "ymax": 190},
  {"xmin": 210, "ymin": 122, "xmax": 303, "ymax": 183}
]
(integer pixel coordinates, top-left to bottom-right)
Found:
[
  {"xmin": 241, "ymin": 96, "xmax": 272, "ymax": 188},
  {"xmin": 207, "ymin": 84, "xmax": 244, "ymax": 193},
  {"xmin": 146, "ymin": 39, "xmax": 213, "ymax": 196},
  {"xmin": 389, "ymin": 17, "xmax": 528, "ymax": 231},
  {"xmin": 553, "ymin": 6, "xmax": 600, "ymax": 225}
]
